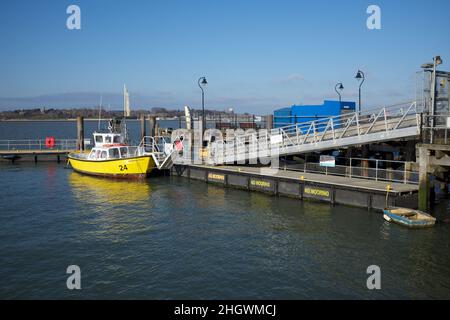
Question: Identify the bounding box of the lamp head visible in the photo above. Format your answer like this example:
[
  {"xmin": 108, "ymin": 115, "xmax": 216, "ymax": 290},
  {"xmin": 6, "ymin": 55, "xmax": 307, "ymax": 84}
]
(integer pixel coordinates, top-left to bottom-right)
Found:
[
  {"xmin": 355, "ymin": 70, "xmax": 364, "ymax": 81},
  {"xmin": 200, "ymin": 77, "xmax": 208, "ymax": 87},
  {"xmin": 338, "ymin": 83, "xmax": 344, "ymax": 91},
  {"xmin": 434, "ymin": 56, "xmax": 443, "ymax": 66}
]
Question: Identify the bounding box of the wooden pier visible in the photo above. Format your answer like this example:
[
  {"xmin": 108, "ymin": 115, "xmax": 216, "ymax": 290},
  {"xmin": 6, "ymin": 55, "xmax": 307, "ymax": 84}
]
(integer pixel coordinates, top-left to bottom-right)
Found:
[
  {"xmin": 0, "ymin": 116, "xmax": 83, "ymax": 163},
  {"xmin": 0, "ymin": 149, "xmax": 74, "ymax": 162},
  {"xmin": 0, "ymin": 150, "xmax": 74, "ymax": 163},
  {"xmin": 171, "ymin": 164, "xmax": 419, "ymax": 210}
]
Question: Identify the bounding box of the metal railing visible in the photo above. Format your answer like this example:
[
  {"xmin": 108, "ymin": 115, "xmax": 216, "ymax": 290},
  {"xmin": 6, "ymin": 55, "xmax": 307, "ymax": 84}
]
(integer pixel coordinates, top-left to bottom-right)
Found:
[
  {"xmin": 208, "ymin": 101, "xmax": 422, "ymax": 164},
  {"xmin": 421, "ymin": 114, "xmax": 450, "ymax": 144},
  {"xmin": 139, "ymin": 135, "xmax": 185, "ymax": 169},
  {"xmin": 0, "ymin": 139, "xmax": 78, "ymax": 151},
  {"xmin": 139, "ymin": 135, "xmax": 172, "ymax": 154},
  {"xmin": 279, "ymin": 157, "xmax": 418, "ymax": 185}
]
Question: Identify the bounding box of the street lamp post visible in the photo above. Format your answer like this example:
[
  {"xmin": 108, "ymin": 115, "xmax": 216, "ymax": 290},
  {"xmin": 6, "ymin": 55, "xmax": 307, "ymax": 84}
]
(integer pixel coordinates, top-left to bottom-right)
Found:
[
  {"xmin": 335, "ymin": 83, "xmax": 344, "ymax": 103},
  {"xmin": 198, "ymin": 77, "xmax": 208, "ymax": 133},
  {"xmin": 421, "ymin": 56, "xmax": 443, "ymax": 143},
  {"xmin": 355, "ymin": 70, "xmax": 365, "ymax": 113}
]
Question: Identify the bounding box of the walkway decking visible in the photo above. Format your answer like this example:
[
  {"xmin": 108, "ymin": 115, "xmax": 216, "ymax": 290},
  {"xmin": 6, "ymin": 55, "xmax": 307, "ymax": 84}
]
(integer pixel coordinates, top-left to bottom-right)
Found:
[
  {"xmin": 172, "ymin": 164, "xmax": 419, "ymax": 210},
  {"xmin": 198, "ymin": 165, "xmax": 418, "ymax": 194}
]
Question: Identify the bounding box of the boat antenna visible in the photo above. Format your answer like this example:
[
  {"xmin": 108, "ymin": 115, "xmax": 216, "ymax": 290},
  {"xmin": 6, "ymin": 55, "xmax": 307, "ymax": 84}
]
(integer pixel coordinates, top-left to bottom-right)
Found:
[{"xmin": 98, "ymin": 93, "xmax": 103, "ymax": 131}]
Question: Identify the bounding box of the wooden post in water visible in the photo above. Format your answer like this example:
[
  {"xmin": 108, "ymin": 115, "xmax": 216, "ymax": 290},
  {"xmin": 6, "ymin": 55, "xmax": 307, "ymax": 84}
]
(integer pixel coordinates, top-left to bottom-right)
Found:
[
  {"xmin": 266, "ymin": 115, "xmax": 273, "ymax": 130},
  {"xmin": 76, "ymin": 116, "xmax": 84, "ymax": 151},
  {"xmin": 361, "ymin": 145, "xmax": 370, "ymax": 178},
  {"xmin": 140, "ymin": 114, "xmax": 146, "ymax": 140},
  {"xmin": 386, "ymin": 152, "xmax": 393, "ymax": 181},
  {"xmin": 148, "ymin": 116, "xmax": 156, "ymax": 137},
  {"xmin": 418, "ymin": 146, "xmax": 430, "ymax": 211}
]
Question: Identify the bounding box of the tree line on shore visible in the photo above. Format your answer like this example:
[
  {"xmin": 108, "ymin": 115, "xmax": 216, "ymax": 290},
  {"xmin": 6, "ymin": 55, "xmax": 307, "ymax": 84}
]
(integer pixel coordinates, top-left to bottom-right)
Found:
[{"xmin": 0, "ymin": 107, "xmax": 237, "ymax": 120}]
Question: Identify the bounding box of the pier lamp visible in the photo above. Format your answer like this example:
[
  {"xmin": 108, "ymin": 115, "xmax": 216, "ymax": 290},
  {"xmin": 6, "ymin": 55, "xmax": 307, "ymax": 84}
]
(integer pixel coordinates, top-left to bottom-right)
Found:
[
  {"xmin": 421, "ymin": 56, "xmax": 443, "ymax": 143},
  {"xmin": 335, "ymin": 83, "xmax": 344, "ymax": 103},
  {"xmin": 355, "ymin": 70, "xmax": 365, "ymax": 113},
  {"xmin": 198, "ymin": 77, "xmax": 208, "ymax": 133}
]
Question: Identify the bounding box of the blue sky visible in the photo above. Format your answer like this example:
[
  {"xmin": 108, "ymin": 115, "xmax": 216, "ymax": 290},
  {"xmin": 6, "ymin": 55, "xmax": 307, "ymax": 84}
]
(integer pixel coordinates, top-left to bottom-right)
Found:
[{"xmin": 0, "ymin": 0, "xmax": 449, "ymax": 113}]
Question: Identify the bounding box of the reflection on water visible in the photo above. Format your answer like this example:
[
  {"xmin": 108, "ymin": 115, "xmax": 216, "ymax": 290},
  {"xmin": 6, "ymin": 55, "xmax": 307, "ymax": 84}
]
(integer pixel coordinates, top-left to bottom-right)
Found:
[
  {"xmin": 1, "ymin": 164, "xmax": 450, "ymax": 299},
  {"xmin": 69, "ymin": 172, "xmax": 152, "ymax": 205},
  {"xmin": 69, "ymin": 172, "xmax": 154, "ymax": 243},
  {"xmin": 250, "ymin": 192, "xmax": 273, "ymax": 212},
  {"xmin": 205, "ymin": 184, "xmax": 227, "ymax": 207}
]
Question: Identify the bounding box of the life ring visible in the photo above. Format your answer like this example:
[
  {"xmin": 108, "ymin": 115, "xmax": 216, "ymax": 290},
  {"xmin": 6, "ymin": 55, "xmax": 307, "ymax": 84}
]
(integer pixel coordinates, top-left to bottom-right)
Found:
[
  {"xmin": 45, "ymin": 136, "xmax": 55, "ymax": 148},
  {"xmin": 174, "ymin": 140, "xmax": 183, "ymax": 152}
]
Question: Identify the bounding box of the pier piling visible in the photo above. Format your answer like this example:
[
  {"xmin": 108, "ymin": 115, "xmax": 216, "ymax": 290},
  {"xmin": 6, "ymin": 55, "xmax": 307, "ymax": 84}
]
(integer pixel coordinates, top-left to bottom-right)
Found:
[
  {"xmin": 140, "ymin": 115, "xmax": 146, "ymax": 140},
  {"xmin": 148, "ymin": 116, "xmax": 156, "ymax": 137},
  {"xmin": 362, "ymin": 145, "xmax": 370, "ymax": 178},
  {"xmin": 76, "ymin": 116, "xmax": 84, "ymax": 151},
  {"xmin": 418, "ymin": 146, "xmax": 431, "ymax": 211},
  {"xmin": 266, "ymin": 115, "xmax": 273, "ymax": 130}
]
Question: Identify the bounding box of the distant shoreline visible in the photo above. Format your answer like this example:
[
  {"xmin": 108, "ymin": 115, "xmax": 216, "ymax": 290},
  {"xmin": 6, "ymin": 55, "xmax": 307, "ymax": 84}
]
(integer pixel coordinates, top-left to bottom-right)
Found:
[{"xmin": 0, "ymin": 118, "xmax": 151, "ymax": 122}]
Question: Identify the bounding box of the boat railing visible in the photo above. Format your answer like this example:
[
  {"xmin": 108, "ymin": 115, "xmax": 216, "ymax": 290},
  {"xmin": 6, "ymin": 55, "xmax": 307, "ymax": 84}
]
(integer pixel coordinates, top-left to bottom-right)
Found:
[
  {"xmin": 138, "ymin": 136, "xmax": 172, "ymax": 155},
  {"xmin": 138, "ymin": 135, "xmax": 185, "ymax": 169}
]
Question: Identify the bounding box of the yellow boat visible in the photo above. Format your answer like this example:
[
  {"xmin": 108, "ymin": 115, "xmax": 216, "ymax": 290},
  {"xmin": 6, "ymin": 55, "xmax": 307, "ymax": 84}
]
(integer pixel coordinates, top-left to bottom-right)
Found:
[
  {"xmin": 69, "ymin": 152, "xmax": 156, "ymax": 178},
  {"xmin": 68, "ymin": 131, "xmax": 177, "ymax": 178}
]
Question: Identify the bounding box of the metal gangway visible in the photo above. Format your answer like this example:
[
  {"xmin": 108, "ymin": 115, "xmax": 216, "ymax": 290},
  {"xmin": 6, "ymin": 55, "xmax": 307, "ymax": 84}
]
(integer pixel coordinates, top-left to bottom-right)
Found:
[
  {"xmin": 139, "ymin": 135, "xmax": 184, "ymax": 170},
  {"xmin": 208, "ymin": 101, "xmax": 423, "ymax": 164}
]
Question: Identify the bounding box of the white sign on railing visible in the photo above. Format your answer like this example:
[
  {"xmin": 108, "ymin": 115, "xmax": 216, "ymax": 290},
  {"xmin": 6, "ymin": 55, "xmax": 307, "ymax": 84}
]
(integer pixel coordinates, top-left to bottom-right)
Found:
[
  {"xmin": 271, "ymin": 134, "xmax": 283, "ymax": 144},
  {"xmin": 320, "ymin": 155, "xmax": 336, "ymax": 168}
]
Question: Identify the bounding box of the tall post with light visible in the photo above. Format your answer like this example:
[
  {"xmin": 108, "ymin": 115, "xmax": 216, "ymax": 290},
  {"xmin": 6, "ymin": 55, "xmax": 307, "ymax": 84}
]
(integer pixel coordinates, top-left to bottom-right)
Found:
[
  {"xmin": 432, "ymin": 57, "xmax": 442, "ymax": 143},
  {"xmin": 335, "ymin": 83, "xmax": 344, "ymax": 103},
  {"xmin": 421, "ymin": 56, "xmax": 443, "ymax": 144},
  {"xmin": 355, "ymin": 70, "xmax": 367, "ymax": 177},
  {"xmin": 355, "ymin": 70, "xmax": 365, "ymax": 113},
  {"xmin": 198, "ymin": 77, "xmax": 208, "ymax": 133}
]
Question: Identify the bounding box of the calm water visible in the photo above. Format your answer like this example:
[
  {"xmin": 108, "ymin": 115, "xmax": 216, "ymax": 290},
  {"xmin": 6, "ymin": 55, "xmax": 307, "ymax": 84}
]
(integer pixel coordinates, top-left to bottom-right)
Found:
[
  {"xmin": 1, "ymin": 122, "xmax": 450, "ymax": 299},
  {"xmin": 0, "ymin": 120, "xmax": 184, "ymax": 144}
]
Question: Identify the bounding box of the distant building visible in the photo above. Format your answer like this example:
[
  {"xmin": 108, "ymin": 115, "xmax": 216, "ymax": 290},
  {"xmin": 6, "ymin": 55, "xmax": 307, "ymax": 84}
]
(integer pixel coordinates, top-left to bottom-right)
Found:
[{"xmin": 274, "ymin": 100, "xmax": 356, "ymax": 128}]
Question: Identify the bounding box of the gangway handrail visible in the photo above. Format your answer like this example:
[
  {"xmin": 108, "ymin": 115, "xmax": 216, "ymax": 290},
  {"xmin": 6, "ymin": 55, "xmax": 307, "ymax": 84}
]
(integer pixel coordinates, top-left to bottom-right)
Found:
[
  {"xmin": 139, "ymin": 134, "xmax": 185, "ymax": 169},
  {"xmin": 206, "ymin": 100, "xmax": 423, "ymax": 165}
]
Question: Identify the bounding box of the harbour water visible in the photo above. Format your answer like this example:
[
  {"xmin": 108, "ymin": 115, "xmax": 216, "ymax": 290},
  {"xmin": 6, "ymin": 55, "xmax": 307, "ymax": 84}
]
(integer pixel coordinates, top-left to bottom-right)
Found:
[
  {"xmin": 1, "ymin": 122, "xmax": 450, "ymax": 299},
  {"xmin": 0, "ymin": 120, "xmax": 182, "ymax": 144}
]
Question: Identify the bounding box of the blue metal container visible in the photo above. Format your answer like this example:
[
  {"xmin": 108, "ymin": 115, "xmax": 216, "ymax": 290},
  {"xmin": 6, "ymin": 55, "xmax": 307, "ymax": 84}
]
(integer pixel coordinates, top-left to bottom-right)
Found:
[
  {"xmin": 273, "ymin": 100, "xmax": 356, "ymax": 129},
  {"xmin": 273, "ymin": 107, "xmax": 292, "ymax": 128}
]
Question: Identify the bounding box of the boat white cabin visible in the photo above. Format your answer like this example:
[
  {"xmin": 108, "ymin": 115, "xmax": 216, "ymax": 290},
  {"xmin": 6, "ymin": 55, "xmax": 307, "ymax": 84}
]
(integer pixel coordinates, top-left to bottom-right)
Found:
[{"xmin": 93, "ymin": 132, "xmax": 126, "ymax": 148}]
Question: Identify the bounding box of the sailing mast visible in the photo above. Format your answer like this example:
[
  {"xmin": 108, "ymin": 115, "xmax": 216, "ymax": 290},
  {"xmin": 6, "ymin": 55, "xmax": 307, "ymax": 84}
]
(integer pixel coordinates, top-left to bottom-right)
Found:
[
  {"xmin": 97, "ymin": 93, "xmax": 103, "ymax": 131},
  {"xmin": 184, "ymin": 105, "xmax": 192, "ymax": 129},
  {"xmin": 123, "ymin": 84, "xmax": 131, "ymax": 117}
]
